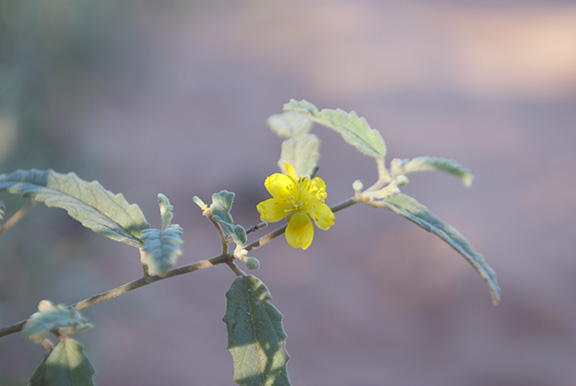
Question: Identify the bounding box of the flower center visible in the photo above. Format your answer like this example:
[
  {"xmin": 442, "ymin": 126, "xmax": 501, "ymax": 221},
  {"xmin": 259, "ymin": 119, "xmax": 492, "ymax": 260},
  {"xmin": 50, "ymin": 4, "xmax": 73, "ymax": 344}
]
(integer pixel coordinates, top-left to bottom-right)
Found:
[{"xmin": 289, "ymin": 177, "xmax": 325, "ymax": 213}]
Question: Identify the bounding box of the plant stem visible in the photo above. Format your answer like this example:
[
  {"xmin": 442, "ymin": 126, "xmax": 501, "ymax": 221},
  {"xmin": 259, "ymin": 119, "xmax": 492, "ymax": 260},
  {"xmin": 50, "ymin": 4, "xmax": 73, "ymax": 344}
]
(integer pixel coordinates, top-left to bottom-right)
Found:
[
  {"xmin": 0, "ymin": 200, "xmax": 36, "ymax": 237},
  {"xmin": 0, "ymin": 253, "xmax": 231, "ymax": 338},
  {"xmin": 0, "ymin": 197, "xmax": 358, "ymax": 338}
]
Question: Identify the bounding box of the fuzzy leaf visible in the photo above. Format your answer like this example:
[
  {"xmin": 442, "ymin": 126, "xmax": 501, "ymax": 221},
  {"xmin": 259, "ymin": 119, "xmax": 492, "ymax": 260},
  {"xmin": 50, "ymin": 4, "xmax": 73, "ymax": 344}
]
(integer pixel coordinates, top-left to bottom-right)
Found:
[
  {"xmin": 278, "ymin": 134, "xmax": 320, "ymax": 177},
  {"xmin": 0, "ymin": 169, "xmax": 149, "ymax": 247},
  {"xmin": 140, "ymin": 224, "xmax": 183, "ymax": 276},
  {"xmin": 223, "ymin": 275, "xmax": 291, "ymax": 386},
  {"xmin": 393, "ymin": 157, "xmax": 474, "ymax": 187},
  {"xmin": 29, "ymin": 338, "xmax": 95, "ymax": 386},
  {"xmin": 283, "ymin": 99, "xmax": 386, "ymax": 159},
  {"xmin": 157, "ymin": 193, "xmax": 174, "ymax": 231},
  {"xmin": 382, "ymin": 193, "xmax": 500, "ymax": 305},
  {"xmin": 210, "ymin": 190, "xmax": 247, "ymax": 245},
  {"xmin": 267, "ymin": 111, "xmax": 313, "ymax": 138},
  {"xmin": 22, "ymin": 301, "xmax": 93, "ymax": 344}
]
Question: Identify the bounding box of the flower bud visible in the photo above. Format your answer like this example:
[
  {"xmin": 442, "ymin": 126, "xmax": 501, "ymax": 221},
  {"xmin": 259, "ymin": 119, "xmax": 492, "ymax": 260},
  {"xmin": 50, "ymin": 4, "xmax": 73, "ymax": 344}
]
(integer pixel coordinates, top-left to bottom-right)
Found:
[
  {"xmin": 396, "ymin": 175, "xmax": 409, "ymax": 186},
  {"xmin": 352, "ymin": 179, "xmax": 364, "ymax": 192},
  {"xmin": 244, "ymin": 256, "xmax": 260, "ymax": 270}
]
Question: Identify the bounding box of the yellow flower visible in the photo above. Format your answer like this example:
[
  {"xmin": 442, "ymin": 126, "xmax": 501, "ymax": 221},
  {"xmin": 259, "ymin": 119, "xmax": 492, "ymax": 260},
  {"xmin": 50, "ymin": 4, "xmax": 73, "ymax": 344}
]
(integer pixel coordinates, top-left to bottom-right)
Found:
[{"xmin": 257, "ymin": 163, "xmax": 335, "ymax": 250}]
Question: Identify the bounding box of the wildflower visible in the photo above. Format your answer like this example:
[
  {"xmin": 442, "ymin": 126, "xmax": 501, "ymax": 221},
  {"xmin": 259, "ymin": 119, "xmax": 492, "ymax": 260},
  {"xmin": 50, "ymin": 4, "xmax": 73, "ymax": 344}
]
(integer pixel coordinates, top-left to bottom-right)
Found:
[{"xmin": 257, "ymin": 163, "xmax": 334, "ymax": 249}]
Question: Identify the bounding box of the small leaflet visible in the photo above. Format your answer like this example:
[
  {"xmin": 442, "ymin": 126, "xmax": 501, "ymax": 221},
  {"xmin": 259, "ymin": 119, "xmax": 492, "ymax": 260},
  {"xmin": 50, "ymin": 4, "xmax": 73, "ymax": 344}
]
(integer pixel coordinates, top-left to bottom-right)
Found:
[
  {"xmin": 210, "ymin": 190, "xmax": 247, "ymax": 245},
  {"xmin": 158, "ymin": 193, "xmax": 174, "ymax": 231},
  {"xmin": 279, "ymin": 135, "xmax": 320, "ymax": 177},
  {"xmin": 0, "ymin": 169, "xmax": 149, "ymax": 247},
  {"xmin": 22, "ymin": 301, "xmax": 93, "ymax": 344},
  {"xmin": 382, "ymin": 193, "xmax": 500, "ymax": 305},
  {"xmin": 267, "ymin": 111, "xmax": 313, "ymax": 138},
  {"xmin": 140, "ymin": 193, "xmax": 183, "ymax": 277},
  {"xmin": 29, "ymin": 338, "xmax": 95, "ymax": 386},
  {"xmin": 283, "ymin": 99, "xmax": 386, "ymax": 159},
  {"xmin": 140, "ymin": 225, "xmax": 183, "ymax": 277},
  {"xmin": 223, "ymin": 275, "xmax": 291, "ymax": 386},
  {"xmin": 392, "ymin": 157, "xmax": 474, "ymax": 187},
  {"xmin": 268, "ymin": 111, "xmax": 319, "ymax": 177}
]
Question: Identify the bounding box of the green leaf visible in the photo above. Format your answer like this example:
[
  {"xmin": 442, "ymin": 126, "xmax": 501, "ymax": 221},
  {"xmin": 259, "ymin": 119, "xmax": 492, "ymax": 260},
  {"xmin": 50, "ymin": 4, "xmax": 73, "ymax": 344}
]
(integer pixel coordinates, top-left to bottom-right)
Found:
[
  {"xmin": 22, "ymin": 301, "xmax": 93, "ymax": 344},
  {"xmin": 157, "ymin": 193, "xmax": 174, "ymax": 231},
  {"xmin": 268, "ymin": 111, "xmax": 320, "ymax": 177},
  {"xmin": 223, "ymin": 275, "xmax": 291, "ymax": 386},
  {"xmin": 382, "ymin": 193, "xmax": 500, "ymax": 305},
  {"xmin": 29, "ymin": 338, "xmax": 95, "ymax": 386},
  {"xmin": 393, "ymin": 157, "xmax": 474, "ymax": 187},
  {"xmin": 267, "ymin": 111, "xmax": 313, "ymax": 138},
  {"xmin": 140, "ymin": 224, "xmax": 183, "ymax": 277},
  {"xmin": 279, "ymin": 134, "xmax": 320, "ymax": 177},
  {"xmin": 0, "ymin": 169, "xmax": 149, "ymax": 247},
  {"xmin": 210, "ymin": 190, "xmax": 247, "ymax": 245},
  {"xmin": 283, "ymin": 99, "xmax": 386, "ymax": 159}
]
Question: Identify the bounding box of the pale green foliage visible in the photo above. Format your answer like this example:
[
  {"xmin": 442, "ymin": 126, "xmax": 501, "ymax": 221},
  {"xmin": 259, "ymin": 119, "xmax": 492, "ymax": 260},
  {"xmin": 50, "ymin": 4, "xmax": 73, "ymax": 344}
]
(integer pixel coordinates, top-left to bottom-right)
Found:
[
  {"xmin": 29, "ymin": 338, "xmax": 95, "ymax": 386},
  {"xmin": 140, "ymin": 194, "xmax": 183, "ymax": 277},
  {"xmin": 392, "ymin": 157, "xmax": 474, "ymax": 187},
  {"xmin": 244, "ymin": 256, "xmax": 260, "ymax": 270},
  {"xmin": 268, "ymin": 111, "xmax": 319, "ymax": 176},
  {"xmin": 0, "ymin": 169, "xmax": 149, "ymax": 247},
  {"xmin": 279, "ymin": 135, "xmax": 320, "ymax": 177},
  {"xmin": 267, "ymin": 111, "xmax": 312, "ymax": 138},
  {"xmin": 223, "ymin": 275, "xmax": 290, "ymax": 386},
  {"xmin": 382, "ymin": 193, "xmax": 500, "ymax": 304},
  {"xmin": 283, "ymin": 99, "xmax": 386, "ymax": 159},
  {"xmin": 0, "ymin": 100, "xmax": 501, "ymax": 385},
  {"xmin": 158, "ymin": 193, "xmax": 174, "ymax": 230},
  {"xmin": 140, "ymin": 226, "xmax": 183, "ymax": 277},
  {"xmin": 210, "ymin": 190, "xmax": 247, "ymax": 245},
  {"xmin": 22, "ymin": 301, "xmax": 93, "ymax": 344}
]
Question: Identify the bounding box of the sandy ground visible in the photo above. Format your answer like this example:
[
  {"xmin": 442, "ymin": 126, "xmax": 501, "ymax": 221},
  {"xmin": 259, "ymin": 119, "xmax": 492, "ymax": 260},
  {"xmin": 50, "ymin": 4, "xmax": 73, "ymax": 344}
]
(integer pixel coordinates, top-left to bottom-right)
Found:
[{"xmin": 1, "ymin": 1, "xmax": 576, "ymax": 385}]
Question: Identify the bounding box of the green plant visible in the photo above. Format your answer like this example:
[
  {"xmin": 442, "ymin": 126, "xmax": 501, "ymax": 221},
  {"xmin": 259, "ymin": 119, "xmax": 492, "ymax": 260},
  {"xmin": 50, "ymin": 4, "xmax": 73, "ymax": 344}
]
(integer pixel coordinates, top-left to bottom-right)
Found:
[{"xmin": 0, "ymin": 100, "xmax": 499, "ymax": 386}]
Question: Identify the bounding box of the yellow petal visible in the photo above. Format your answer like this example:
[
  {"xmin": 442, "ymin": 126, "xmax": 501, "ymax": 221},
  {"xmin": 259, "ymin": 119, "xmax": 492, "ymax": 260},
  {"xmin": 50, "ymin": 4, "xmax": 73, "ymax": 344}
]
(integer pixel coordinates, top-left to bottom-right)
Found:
[
  {"xmin": 257, "ymin": 198, "xmax": 291, "ymax": 223},
  {"xmin": 284, "ymin": 162, "xmax": 298, "ymax": 180},
  {"xmin": 308, "ymin": 202, "xmax": 334, "ymax": 230},
  {"xmin": 264, "ymin": 173, "xmax": 293, "ymax": 199},
  {"xmin": 285, "ymin": 212, "xmax": 314, "ymax": 250}
]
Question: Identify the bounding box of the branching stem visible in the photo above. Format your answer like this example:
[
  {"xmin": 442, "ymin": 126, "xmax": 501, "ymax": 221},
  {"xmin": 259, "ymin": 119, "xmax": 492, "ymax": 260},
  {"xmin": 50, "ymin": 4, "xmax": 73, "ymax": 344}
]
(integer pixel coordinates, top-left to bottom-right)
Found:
[{"xmin": 0, "ymin": 197, "xmax": 358, "ymax": 338}]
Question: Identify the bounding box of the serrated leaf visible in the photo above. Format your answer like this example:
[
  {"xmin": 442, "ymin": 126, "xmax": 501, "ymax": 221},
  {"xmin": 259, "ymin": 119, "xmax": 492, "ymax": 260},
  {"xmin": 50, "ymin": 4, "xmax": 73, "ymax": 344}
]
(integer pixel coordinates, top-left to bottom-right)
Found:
[
  {"xmin": 0, "ymin": 169, "xmax": 149, "ymax": 247},
  {"xmin": 140, "ymin": 224, "xmax": 183, "ymax": 276},
  {"xmin": 22, "ymin": 301, "xmax": 93, "ymax": 343},
  {"xmin": 382, "ymin": 193, "xmax": 500, "ymax": 305},
  {"xmin": 29, "ymin": 338, "xmax": 95, "ymax": 386},
  {"xmin": 223, "ymin": 275, "xmax": 291, "ymax": 386},
  {"xmin": 267, "ymin": 111, "xmax": 313, "ymax": 138},
  {"xmin": 278, "ymin": 134, "xmax": 320, "ymax": 177},
  {"xmin": 283, "ymin": 99, "xmax": 386, "ymax": 159},
  {"xmin": 394, "ymin": 157, "xmax": 474, "ymax": 187},
  {"xmin": 210, "ymin": 190, "xmax": 247, "ymax": 245}
]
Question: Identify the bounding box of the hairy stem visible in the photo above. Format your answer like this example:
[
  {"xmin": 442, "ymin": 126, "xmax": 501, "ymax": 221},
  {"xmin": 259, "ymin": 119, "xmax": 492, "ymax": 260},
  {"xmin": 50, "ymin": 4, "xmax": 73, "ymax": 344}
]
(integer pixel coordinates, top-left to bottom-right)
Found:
[{"xmin": 0, "ymin": 197, "xmax": 357, "ymax": 338}]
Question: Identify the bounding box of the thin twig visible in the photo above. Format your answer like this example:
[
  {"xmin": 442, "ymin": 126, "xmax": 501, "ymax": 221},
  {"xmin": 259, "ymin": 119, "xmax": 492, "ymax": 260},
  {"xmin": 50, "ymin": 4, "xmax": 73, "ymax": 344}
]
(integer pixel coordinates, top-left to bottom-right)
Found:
[
  {"xmin": 0, "ymin": 253, "xmax": 231, "ymax": 338},
  {"xmin": 226, "ymin": 260, "xmax": 245, "ymax": 277},
  {"xmin": 245, "ymin": 222, "xmax": 267, "ymax": 235},
  {"xmin": 0, "ymin": 197, "xmax": 358, "ymax": 338},
  {"xmin": 0, "ymin": 200, "xmax": 36, "ymax": 237}
]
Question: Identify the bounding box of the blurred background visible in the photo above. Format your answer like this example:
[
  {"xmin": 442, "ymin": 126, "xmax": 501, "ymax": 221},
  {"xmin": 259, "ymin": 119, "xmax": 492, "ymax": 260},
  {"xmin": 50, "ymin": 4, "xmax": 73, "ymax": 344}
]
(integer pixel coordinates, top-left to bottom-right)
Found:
[{"xmin": 1, "ymin": 0, "xmax": 575, "ymax": 385}]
